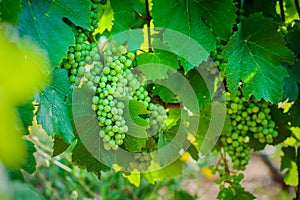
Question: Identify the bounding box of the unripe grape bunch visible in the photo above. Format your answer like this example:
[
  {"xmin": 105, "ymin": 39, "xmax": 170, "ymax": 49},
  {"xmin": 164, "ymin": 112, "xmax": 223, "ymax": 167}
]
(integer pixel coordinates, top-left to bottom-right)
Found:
[{"xmin": 220, "ymin": 90, "xmax": 278, "ymax": 170}]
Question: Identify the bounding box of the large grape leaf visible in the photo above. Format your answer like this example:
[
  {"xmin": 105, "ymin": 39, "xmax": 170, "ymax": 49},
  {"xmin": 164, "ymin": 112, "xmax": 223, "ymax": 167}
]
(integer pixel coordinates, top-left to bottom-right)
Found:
[
  {"xmin": 224, "ymin": 13, "xmax": 294, "ymax": 103},
  {"xmin": 36, "ymin": 68, "xmax": 74, "ymax": 143},
  {"xmin": 152, "ymin": 0, "xmax": 216, "ymax": 70},
  {"xmin": 18, "ymin": 0, "xmax": 92, "ymax": 67},
  {"xmin": 0, "ymin": 0, "xmax": 21, "ymax": 24},
  {"xmin": 198, "ymin": 0, "xmax": 236, "ymax": 40}
]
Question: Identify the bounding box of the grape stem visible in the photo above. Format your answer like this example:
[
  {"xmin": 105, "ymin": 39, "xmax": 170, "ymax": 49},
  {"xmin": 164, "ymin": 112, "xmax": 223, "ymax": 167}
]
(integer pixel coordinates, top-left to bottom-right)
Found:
[
  {"xmin": 145, "ymin": 0, "xmax": 153, "ymax": 52},
  {"xmin": 295, "ymin": 0, "xmax": 300, "ymax": 18},
  {"xmin": 258, "ymin": 152, "xmax": 288, "ymax": 189},
  {"xmin": 294, "ymin": 146, "xmax": 300, "ymax": 200},
  {"xmin": 279, "ymin": 0, "xmax": 285, "ymax": 22}
]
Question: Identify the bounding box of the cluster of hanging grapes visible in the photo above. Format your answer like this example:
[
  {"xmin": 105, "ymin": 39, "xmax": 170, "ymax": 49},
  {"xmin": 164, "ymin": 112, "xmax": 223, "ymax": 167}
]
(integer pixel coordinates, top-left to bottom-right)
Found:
[
  {"xmin": 220, "ymin": 91, "xmax": 278, "ymax": 170},
  {"xmin": 57, "ymin": 1, "xmax": 170, "ymax": 173}
]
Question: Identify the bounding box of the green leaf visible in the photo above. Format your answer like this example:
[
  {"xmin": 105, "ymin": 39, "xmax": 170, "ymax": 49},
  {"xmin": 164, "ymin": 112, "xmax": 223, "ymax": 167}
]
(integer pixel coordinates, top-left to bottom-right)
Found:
[
  {"xmin": 52, "ymin": 135, "xmax": 70, "ymax": 157},
  {"xmin": 152, "ymin": 0, "xmax": 216, "ymax": 72},
  {"xmin": 234, "ymin": 187, "xmax": 255, "ymax": 200},
  {"xmin": 0, "ymin": 0, "xmax": 21, "ymax": 24},
  {"xmin": 174, "ymin": 190, "xmax": 196, "ymax": 200},
  {"xmin": 72, "ymin": 139, "xmax": 110, "ymax": 175},
  {"xmin": 123, "ymin": 99, "xmax": 149, "ymax": 137},
  {"xmin": 21, "ymin": 141, "xmax": 36, "ymax": 174},
  {"xmin": 17, "ymin": 101, "xmax": 34, "ymax": 135},
  {"xmin": 10, "ymin": 181, "xmax": 45, "ymax": 200},
  {"xmin": 96, "ymin": 1, "xmax": 113, "ymax": 34},
  {"xmin": 218, "ymin": 187, "xmax": 255, "ymax": 200},
  {"xmin": 270, "ymin": 106, "xmax": 292, "ymax": 145},
  {"xmin": 186, "ymin": 67, "xmax": 211, "ymax": 109},
  {"xmin": 122, "ymin": 172, "xmax": 141, "ymax": 187},
  {"xmin": 198, "ymin": 0, "xmax": 237, "ymax": 40},
  {"xmin": 109, "ymin": 0, "xmax": 144, "ymax": 50},
  {"xmin": 36, "ymin": 68, "xmax": 74, "ymax": 143},
  {"xmin": 123, "ymin": 134, "xmax": 148, "ymax": 153},
  {"xmin": 165, "ymin": 108, "xmax": 181, "ymax": 130},
  {"xmin": 290, "ymin": 101, "xmax": 300, "ymax": 127},
  {"xmin": 284, "ymin": 161, "xmax": 298, "ymax": 186},
  {"xmin": 18, "ymin": 0, "xmax": 92, "ymax": 67},
  {"xmin": 217, "ymin": 188, "xmax": 234, "ymax": 200},
  {"xmin": 243, "ymin": 0, "xmax": 280, "ymax": 20},
  {"xmin": 153, "ymin": 85, "xmax": 176, "ymax": 103},
  {"xmin": 285, "ymin": 21, "xmax": 300, "ymax": 55},
  {"xmin": 283, "ymin": 65, "xmax": 299, "ymax": 101},
  {"xmin": 110, "ymin": 0, "xmax": 145, "ymax": 33},
  {"xmin": 122, "ymin": 100, "xmax": 149, "ymax": 152},
  {"xmin": 187, "ymin": 144, "xmax": 199, "ymax": 161},
  {"xmin": 281, "ymin": 146, "xmax": 296, "ymax": 170},
  {"xmin": 143, "ymin": 158, "xmax": 183, "ymax": 184},
  {"xmin": 281, "ymin": 147, "xmax": 299, "ymax": 187},
  {"xmin": 158, "ymin": 123, "xmax": 189, "ymax": 166},
  {"xmin": 224, "ymin": 13, "xmax": 294, "ymax": 103},
  {"xmin": 136, "ymin": 50, "xmax": 180, "ymax": 80}
]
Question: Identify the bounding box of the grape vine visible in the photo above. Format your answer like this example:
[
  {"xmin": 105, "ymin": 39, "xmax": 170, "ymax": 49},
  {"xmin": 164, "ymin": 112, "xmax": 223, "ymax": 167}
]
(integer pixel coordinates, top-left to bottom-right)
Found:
[{"xmin": 1, "ymin": 0, "xmax": 300, "ymax": 199}]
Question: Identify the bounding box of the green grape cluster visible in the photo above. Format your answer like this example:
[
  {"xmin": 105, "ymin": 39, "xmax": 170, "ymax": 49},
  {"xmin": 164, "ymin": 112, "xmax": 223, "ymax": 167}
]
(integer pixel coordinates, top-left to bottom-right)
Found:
[
  {"xmin": 211, "ymin": 165, "xmax": 245, "ymax": 191},
  {"xmin": 60, "ymin": 0, "xmax": 101, "ymax": 82},
  {"xmin": 220, "ymin": 91, "xmax": 278, "ymax": 170},
  {"xmin": 61, "ymin": 29, "xmax": 101, "ymax": 83},
  {"xmin": 90, "ymin": 0, "xmax": 101, "ymax": 32},
  {"xmin": 211, "ymin": 37, "xmax": 227, "ymax": 72},
  {"xmin": 147, "ymin": 103, "xmax": 167, "ymax": 136},
  {"xmin": 128, "ymin": 153, "xmax": 152, "ymax": 171},
  {"xmin": 88, "ymin": 46, "xmax": 138, "ymax": 150}
]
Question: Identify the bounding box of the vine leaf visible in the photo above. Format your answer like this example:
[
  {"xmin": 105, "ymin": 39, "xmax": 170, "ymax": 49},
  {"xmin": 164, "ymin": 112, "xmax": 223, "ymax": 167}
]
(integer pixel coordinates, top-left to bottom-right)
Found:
[
  {"xmin": 52, "ymin": 135, "xmax": 70, "ymax": 157},
  {"xmin": 0, "ymin": 0, "xmax": 21, "ymax": 24},
  {"xmin": 153, "ymin": 85, "xmax": 176, "ymax": 103},
  {"xmin": 36, "ymin": 68, "xmax": 74, "ymax": 144},
  {"xmin": 110, "ymin": 0, "xmax": 145, "ymax": 33},
  {"xmin": 72, "ymin": 139, "xmax": 110, "ymax": 176},
  {"xmin": 198, "ymin": 0, "xmax": 237, "ymax": 40},
  {"xmin": 217, "ymin": 187, "xmax": 255, "ymax": 200},
  {"xmin": 18, "ymin": 0, "xmax": 92, "ymax": 67},
  {"xmin": 152, "ymin": 0, "xmax": 216, "ymax": 73},
  {"xmin": 136, "ymin": 50, "xmax": 180, "ymax": 80},
  {"xmin": 109, "ymin": 0, "xmax": 144, "ymax": 50},
  {"xmin": 122, "ymin": 100, "xmax": 149, "ymax": 152},
  {"xmin": 281, "ymin": 146, "xmax": 298, "ymax": 186},
  {"xmin": 243, "ymin": 0, "xmax": 280, "ymax": 20},
  {"xmin": 143, "ymin": 158, "xmax": 183, "ymax": 184},
  {"xmin": 158, "ymin": 122, "xmax": 189, "ymax": 166},
  {"xmin": 224, "ymin": 13, "xmax": 294, "ymax": 103}
]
